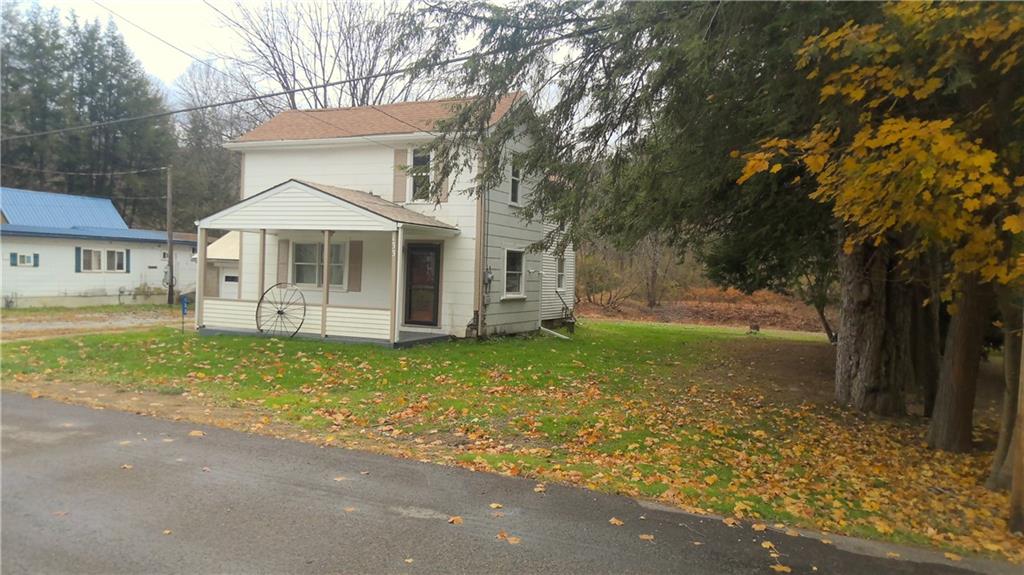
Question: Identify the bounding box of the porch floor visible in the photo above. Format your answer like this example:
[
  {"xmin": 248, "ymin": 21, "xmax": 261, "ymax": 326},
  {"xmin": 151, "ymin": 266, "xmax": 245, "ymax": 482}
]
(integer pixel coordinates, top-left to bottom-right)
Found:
[{"xmin": 395, "ymin": 331, "xmax": 451, "ymax": 348}]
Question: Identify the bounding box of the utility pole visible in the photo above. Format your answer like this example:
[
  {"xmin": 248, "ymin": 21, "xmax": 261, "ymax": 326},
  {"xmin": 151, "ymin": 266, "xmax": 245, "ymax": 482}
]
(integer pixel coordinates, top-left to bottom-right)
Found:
[{"xmin": 166, "ymin": 165, "xmax": 174, "ymax": 305}]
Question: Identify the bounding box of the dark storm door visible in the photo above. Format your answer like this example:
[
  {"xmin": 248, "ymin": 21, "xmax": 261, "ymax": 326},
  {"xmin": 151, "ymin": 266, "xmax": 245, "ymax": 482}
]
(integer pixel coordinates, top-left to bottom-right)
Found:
[{"xmin": 404, "ymin": 243, "xmax": 441, "ymax": 326}]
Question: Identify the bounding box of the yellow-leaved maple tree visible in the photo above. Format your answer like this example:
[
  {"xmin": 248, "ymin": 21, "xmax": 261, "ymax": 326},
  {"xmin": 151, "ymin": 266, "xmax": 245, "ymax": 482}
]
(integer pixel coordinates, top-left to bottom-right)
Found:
[{"xmin": 737, "ymin": 1, "xmax": 1024, "ymax": 532}]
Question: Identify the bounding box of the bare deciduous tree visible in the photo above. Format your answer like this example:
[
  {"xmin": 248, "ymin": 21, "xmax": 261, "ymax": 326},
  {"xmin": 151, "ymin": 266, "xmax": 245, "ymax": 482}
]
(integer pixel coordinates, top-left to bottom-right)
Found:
[{"xmin": 210, "ymin": 0, "xmax": 434, "ymax": 112}]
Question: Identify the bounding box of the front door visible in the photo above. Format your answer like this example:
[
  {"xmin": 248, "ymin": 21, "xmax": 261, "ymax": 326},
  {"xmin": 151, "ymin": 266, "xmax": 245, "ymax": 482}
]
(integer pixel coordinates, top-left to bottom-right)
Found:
[{"xmin": 405, "ymin": 243, "xmax": 441, "ymax": 326}]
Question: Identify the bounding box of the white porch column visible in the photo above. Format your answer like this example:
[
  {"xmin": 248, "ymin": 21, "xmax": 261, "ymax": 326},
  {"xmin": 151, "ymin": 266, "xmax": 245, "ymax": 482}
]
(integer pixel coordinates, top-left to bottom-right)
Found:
[
  {"xmin": 195, "ymin": 227, "xmax": 207, "ymax": 328},
  {"xmin": 321, "ymin": 230, "xmax": 331, "ymax": 337},
  {"xmin": 257, "ymin": 228, "xmax": 266, "ymax": 297},
  {"xmin": 389, "ymin": 229, "xmax": 398, "ymax": 343},
  {"xmin": 393, "ymin": 225, "xmax": 405, "ymax": 343}
]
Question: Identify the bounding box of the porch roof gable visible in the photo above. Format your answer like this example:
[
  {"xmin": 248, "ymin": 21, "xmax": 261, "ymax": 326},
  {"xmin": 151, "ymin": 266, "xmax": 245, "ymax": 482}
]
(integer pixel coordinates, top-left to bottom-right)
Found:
[{"xmin": 198, "ymin": 179, "xmax": 458, "ymax": 233}]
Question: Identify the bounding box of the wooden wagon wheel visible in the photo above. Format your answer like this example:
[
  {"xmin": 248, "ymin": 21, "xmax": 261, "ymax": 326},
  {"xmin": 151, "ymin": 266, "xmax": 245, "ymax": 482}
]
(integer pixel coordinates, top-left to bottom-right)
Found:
[{"xmin": 256, "ymin": 282, "xmax": 306, "ymax": 338}]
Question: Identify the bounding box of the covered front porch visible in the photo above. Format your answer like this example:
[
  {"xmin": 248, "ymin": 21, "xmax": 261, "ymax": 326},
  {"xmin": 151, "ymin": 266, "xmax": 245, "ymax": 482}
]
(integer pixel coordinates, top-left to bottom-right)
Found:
[{"xmin": 194, "ymin": 180, "xmax": 459, "ymax": 347}]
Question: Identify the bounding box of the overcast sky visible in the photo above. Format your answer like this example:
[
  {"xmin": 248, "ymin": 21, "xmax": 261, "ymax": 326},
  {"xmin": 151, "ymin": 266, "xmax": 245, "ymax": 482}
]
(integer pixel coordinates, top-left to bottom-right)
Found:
[{"xmin": 39, "ymin": 0, "xmax": 235, "ymax": 89}]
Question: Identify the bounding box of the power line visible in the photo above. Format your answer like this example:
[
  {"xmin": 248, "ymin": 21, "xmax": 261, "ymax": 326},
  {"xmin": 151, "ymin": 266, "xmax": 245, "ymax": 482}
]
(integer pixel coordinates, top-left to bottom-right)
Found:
[
  {"xmin": 0, "ymin": 55, "xmax": 472, "ymax": 143},
  {"xmin": 92, "ymin": 0, "xmax": 224, "ymax": 79}
]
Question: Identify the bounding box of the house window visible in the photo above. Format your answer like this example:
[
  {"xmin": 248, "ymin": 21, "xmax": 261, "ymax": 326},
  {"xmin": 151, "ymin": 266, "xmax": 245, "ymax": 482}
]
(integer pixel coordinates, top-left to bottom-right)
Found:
[
  {"xmin": 17, "ymin": 254, "xmax": 33, "ymax": 266},
  {"xmin": 505, "ymin": 249, "xmax": 524, "ymax": 295},
  {"xmin": 411, "ymin": 148, "xmax": 431, "ymax": 201},
  {"xmin": 510, "ymin": 157, "xmax": 521, "ymax": 205},
  {"xmin": 82, "ymin": 248, "xmax": 103, "ymax": 271},
  {"xmin": 106, "ymin": 250, "xmax": 125, "ymax": 271},
  {"xmin": 293, "ymin": 242, "xmax": 347, "ymax": 288},
  {"xmin": 556, "ymin": 256, "xmax": 566, "ymax": 290},
  {"xmin": 224, "ymin": 275, "xmax": 239, "ymax": 283}
]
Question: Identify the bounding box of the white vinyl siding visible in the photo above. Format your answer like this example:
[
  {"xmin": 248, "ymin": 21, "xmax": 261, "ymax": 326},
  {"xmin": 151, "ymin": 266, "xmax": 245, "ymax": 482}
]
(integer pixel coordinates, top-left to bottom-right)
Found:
[
  {"xmin": 203, "ymin": 298, "xmax": 390, "ymax": 340},
  {"xmin": 206, "ymin": 184, "xmax": 394, "ymax": 231},
  {"xmin": 541, "ymin": 221, "xmax": 576, "ymax": 321}
]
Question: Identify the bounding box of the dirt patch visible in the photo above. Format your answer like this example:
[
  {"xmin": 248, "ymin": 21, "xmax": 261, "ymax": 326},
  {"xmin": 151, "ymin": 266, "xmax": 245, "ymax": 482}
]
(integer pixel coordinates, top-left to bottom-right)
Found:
[
  {"xmin": 578, "ymin": 288, "xmax": 834, "ymax": 333},
  {"xmin": 1, "ymin": 307, "xmax": 186, "ymax": 341}
]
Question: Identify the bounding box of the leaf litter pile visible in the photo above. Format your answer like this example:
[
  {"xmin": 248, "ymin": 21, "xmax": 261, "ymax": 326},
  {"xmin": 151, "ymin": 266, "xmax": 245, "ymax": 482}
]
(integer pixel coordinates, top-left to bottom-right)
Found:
[{"xmin": 2, "ymin": 321, "xmax": 1020, "ymax": 562}]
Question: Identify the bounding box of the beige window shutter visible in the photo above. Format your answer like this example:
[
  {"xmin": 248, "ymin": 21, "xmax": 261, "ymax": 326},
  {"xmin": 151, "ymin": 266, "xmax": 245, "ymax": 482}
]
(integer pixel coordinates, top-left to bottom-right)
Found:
[
  {"xmin": 393, "ymin": 149, "xmax": 408, "ymax": 203},
  {"xmin": 348, "ymin": 240, "xmax": 363, "ymax": 292},
  {"xmin": 277, "ymin": 239, "xmax": 290, "ymax": 283}
]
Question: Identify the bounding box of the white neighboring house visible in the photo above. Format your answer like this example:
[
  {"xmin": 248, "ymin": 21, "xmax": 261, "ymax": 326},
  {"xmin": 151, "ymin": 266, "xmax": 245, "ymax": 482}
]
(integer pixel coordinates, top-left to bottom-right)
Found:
[
  {"xmin": 0, "ymin": 187, "xmax": 197, "ymax": 308},
  {"xmin": 195, "ymin": 95, "xmax": 576, "ymax": 346}
]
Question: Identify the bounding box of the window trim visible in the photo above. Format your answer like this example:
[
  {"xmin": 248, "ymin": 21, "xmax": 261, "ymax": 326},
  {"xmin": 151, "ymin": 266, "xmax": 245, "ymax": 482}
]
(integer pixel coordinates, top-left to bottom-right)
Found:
[
  {"xmin": 81, "ymin": 248, "xmax": 104, "ymax": 272},
  {"xmin": 291, "ymin": 240, "xmax": 348, "ymax": 290},
  {"xmin": 556, "ymin": 255, "xmax": 566, "ymax": 291},
  {"xmin": 503, "ymin": 248, "xmax": 525, "ymax": 297},
  {"xmin": 106, "ymin": 249, "xmax": 125, "ymax": 272},
  {"xmin": 16, "ymin": 253, "xmax": 33, "ymax": 266},
  {"xmin": 510, "ymin": 155, "xmax": 521, "ymax": 206},
  {"xmin": 408, "ymin": 147, "xmax": 433, "ymax": 203}
]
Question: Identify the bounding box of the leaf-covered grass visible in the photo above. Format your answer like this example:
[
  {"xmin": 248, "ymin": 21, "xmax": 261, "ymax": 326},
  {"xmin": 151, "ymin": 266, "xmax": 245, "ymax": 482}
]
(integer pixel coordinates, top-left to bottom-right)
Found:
[{"xmin": 2, "ymin": 322, "xmax": 1018, "ymax": 562}]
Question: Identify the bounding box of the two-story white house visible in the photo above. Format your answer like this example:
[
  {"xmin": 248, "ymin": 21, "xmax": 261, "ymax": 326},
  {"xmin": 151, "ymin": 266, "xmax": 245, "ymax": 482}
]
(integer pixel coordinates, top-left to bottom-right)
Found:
[{"xmin": 195, "ymin": 96, "xmax": 575, "ymax": 346}]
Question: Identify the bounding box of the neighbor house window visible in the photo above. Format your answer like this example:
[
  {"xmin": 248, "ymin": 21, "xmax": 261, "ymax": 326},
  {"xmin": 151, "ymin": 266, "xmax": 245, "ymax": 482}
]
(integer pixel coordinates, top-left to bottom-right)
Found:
[
  {"xmin": 505, "ymin": 249, "xmax": 524, "ymax": 295},
  {"xmin": 293, "ymin": 242, "xmax": 347, "ymax": 288},
  {"xmin": 17, "ymin": 254, "xmax": 33, "ymax": 266},
  {"xmin": 82, "ymin": 248, "xmax": 102, "ymax": 271},
  {"xmin": 556, "ymin": 256, "xmax": 566, "ymax": 290},
  {"xmin": 411, "ymin": 148, "xmax": 431, "ymax": 201},
  {"xmin": 106, "ymin": 250, "xmax": 125, "ymax": 271},
  {"xmin": 510, "ymin": 157, "xmax": 521, "ymax": 204}
]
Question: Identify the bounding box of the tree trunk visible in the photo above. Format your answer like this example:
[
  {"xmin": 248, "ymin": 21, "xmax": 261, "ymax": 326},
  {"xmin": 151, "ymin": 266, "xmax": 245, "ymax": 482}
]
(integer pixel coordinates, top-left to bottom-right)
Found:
[
  {"xmin": 927, "ymin": 274, "xmax": 991, "ymax": 452},
  {"xmin": 1010, "ymin": 306, "xmax": 1024, "ymax": 533},
  {"xmin": 814, "ymin": 302, "xmax": 836, "ymax": 344},
  {"xmin": 988, "ymin": 287, "xmax": 1022, "ymax": 489},
  {"xmin": 911, "ymin": 279, "xmax": 941, "ymax": 418},
  {"xmin": 834, "ymin": 243, "xmax": 907, "ymax": 415}
]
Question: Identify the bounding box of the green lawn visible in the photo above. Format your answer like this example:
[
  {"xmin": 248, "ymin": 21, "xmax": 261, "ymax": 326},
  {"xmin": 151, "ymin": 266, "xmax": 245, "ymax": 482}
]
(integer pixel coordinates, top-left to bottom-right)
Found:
[{"xmin": 1, "ymin": 322, "xmax": 1018, "ymax": 562}]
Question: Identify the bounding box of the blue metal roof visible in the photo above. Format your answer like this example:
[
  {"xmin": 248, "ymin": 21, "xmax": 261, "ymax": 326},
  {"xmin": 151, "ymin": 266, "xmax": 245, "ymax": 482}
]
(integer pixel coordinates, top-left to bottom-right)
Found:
[
  {"xmin": 0, "ymin": 224, "xmax": 195, "ymax": 245},
  {"xmin": 0, "ymin": 187, "xmax": 129, "ymax": 229}
]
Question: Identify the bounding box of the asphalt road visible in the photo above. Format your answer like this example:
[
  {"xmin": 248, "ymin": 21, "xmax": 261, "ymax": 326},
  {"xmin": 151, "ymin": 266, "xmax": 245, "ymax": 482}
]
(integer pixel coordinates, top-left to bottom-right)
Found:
[{"xmin": 1, "ymin": 392, "xmax": 1010, "ymax": 574}]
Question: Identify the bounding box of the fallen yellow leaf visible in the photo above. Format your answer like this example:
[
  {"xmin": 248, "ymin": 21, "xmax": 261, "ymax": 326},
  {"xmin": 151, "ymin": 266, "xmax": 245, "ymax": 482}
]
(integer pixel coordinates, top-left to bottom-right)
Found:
[
  {"xmin": 639, "ymin": 534, "xmax": 655, "ymax": 541},
  {"xmin": 752, "ymin": 523, "xmax": 767, "ymax": 532},
  {"xmin": 162, "ymin": 529, "xmax": 172, "ymax": 535},
  {"xmin": 188, "ymin": 430, "xmax": 205, "ymax": 437},
  {"xmin": 609, "ymin": 517, "xmax": 624, "ymax": 526},
  {"xmin": 120, "ymin": 464, "xmax": 133, "ymax": 470},
  {"xmin": 333, "ymin": 476, "xmax": 347, "ymax": 482},
  {"xmin": 886, "ymin": 552, "xmax": 901, "ymax": 559},
  {"xmin": 533, "ymin": 484, "xmax": 546, "ymax": 493},
  {"xmin": 770, "ymin": 565, "xmax": 792, "ymax": 573},
  {"xmin": 820, "ymin": 538, "xmax": 832, "ymax": 545},
  {"xmin": 448, "ymin": 516, "xmax": 463, "ymax": 525},
  {"xmin": 785, "ymin": 529, "xmax": 799, "ymax": 537},
  {"xmin": 944, "ymin": 552, "xmax": 962, "ymax": 562},
  {"xmin": 343, "ymin": 507, "xmax": 356, "ymax": 513},
  {"xmin": 404, "ymin": 558, "xmax": 414, "ymax": 564},
  {"xmin": 762, "ymin": 541, "xmax": 775, "ymax": 550},
  {"xmin": 489, "ymin": 503, "xmax": 503, "ymax": 509},
  {"xmin": 722, "ymin": 517, "xmax": 740, "ymax": 527},
  {"xmin": 704, "ymin": 474, "xmax": 719, "ymax": 486},
  {"xmin": 507, "ymin": 536, "xmax": 521, "ymax": 545}
]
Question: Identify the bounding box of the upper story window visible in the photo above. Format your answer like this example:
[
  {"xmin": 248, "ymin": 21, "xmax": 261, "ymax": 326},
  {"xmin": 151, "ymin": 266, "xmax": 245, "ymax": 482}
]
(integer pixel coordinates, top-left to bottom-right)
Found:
[
  {"xmin": 411, "ymin": 148, "xmax": 431, "ymax": 201},
  {"xmin": 510, "ymin": 157, "xmax": 521, "ymax": 205},
  {"xmin": 556, "ymin": 256, "xmax": 566, "ymax": 290}
]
